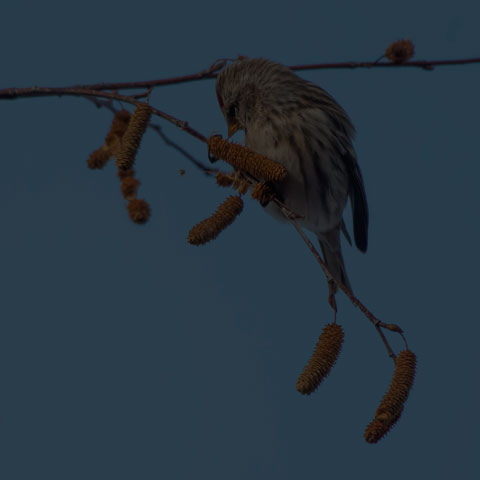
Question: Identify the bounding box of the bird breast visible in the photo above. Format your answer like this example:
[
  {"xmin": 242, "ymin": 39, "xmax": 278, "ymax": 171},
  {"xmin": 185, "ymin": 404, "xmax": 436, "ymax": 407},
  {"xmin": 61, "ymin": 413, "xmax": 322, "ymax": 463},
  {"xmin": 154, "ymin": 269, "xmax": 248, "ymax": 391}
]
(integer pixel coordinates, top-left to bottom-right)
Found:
[{"xmin": 245, "ymin": 114, "xmax": 349, "ymax": 235}]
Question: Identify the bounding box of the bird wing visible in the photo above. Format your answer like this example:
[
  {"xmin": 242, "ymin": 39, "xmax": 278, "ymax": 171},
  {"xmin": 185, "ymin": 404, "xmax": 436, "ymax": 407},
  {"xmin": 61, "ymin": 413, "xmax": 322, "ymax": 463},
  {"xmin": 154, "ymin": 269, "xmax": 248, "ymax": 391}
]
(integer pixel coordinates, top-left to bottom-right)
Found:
[{"xmin": 344, "ymin": 152, "xmax": 369, "ymax": 252}]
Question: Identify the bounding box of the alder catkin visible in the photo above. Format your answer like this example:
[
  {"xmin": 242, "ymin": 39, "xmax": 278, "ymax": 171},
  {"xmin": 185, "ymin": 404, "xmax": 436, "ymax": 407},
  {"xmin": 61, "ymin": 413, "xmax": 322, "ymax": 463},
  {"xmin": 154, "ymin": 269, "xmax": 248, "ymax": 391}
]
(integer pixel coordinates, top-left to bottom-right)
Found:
[
  {"xmin": 187, "ymin": 195, "xmax": 244, "ymax": 245},
  {"xmin": 121, "ymin": 176, "xmax": 140, "ymax": 200},
  {"xmin": 364, "ymin": 350, "xmax": 416, "ymax": 443},
  {"xmin": 215, "ymin": 171, "xmax": 235, "ymax": 187},
  {"xmin": 116, "ymin": 103, "xmax": 151, "ymax": 171},
  {"xmin": 87, "ymin": 110, "xmax": 133, "ymax": 169},
  {"xmin": 118, "ymin": 168, "xmax": 135, "ymax": 180},
  {"xmin": 208, "ymin": 136, "xmax": 287, "ymax": 182},
  {"xmin": 106, "ymin": 109, "xmax": 131, "ymax": 147},
  {"xmin": 87, "ymin": 145, "xmax": 112, "ymax": 169},
  {"xmin": 127, "ymin": 198, "xmax": 151, "ymax": 224},
  {"xmin": 385, "ymin": 39, "xmax": 415, "ymax": 64},
  {"xmin": 251, "ymin": 181, "xmax": 275, "ymax": 206},
  {"xmin": 237, "ymin": 180, "xmax": 249, "ymax": 195},
  {"xmin": 296, "ymin": 323, "xmax": 344, "ymax": 395}
]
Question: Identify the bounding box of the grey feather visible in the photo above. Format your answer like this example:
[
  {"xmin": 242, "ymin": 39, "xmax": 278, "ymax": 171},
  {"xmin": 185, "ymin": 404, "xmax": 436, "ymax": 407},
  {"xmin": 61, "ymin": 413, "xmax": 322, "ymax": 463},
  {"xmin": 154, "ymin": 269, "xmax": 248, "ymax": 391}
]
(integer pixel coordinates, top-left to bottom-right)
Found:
[{"xmin": 216, "ymin": 58, "xmax": 369, "ymax": 291}]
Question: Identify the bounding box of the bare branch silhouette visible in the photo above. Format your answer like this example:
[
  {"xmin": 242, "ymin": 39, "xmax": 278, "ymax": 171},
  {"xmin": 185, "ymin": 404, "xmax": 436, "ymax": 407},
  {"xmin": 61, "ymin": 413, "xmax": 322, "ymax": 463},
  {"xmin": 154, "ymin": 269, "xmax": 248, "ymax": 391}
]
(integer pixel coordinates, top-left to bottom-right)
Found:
[
  {"xmin": 2, "ymin": 56, "xmax": 478, "ymax": 95},
  {"xmin": 3, "ymin": 42, "xmax": 475, "ymax": 441}
]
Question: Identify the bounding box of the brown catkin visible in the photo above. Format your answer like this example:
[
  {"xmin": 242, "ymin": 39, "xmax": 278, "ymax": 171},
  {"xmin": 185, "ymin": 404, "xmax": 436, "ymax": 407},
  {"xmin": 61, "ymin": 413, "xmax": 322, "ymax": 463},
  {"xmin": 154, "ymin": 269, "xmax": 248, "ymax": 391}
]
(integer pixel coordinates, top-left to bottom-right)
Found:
[
  {"xmin": 251, "ymin": 181, "xmax": 275, "ymax": 206},
  {"xmin": 216, "ymin": 172, "xmax": 235, "ymax": 187},
  {"xmin": 232, "ymin": 174, "xmax": 241, "ymax": 191},
  {"xmin": 364, "ymin": 350, "xmax": 416, "ymax": 443},
  {"xmin": 106, "ymin": 109, "xmax": 131, "ymax": 147},
  {"xmin": 364, "ymin": 406, "xmax": 404, "ymax": 444},
  {"xmin": 118, "ymin": 168, "xmax": 135, "ymax": 180},
  {"xmin": 87, "ymin": 145, "xmax": 112, "ymax": 169},
  {"xmin": 187, "ymin": 195, "xmax": 244, "ymax": 245},
  {"xmin": 87, "ymin": 110, "xmax": 132, "ymax": 169},
  {"xmin": 237, "ymin": 180, "xmax": 249, "ymax": 195},
  {"xmin": 208, "ymin": 136, "xmax": 287, "ymax": 182},
  {"xmin": 121, "ymin": 176, "xmax": 140, "ymax": 200},
  {"xmin": 296, "ymin": 323, "xmax": 344, "ymax": 395},
  {"xmin": 385, "ymin": 39, "xmax": 415, "ymax": 64},
  {"xmin": 116, "ymin": 103, "xmax": 151, "ymax": 171},
  {"xmin": 127, "ymin": 198, "xmax": 151, "ymax": 224}
]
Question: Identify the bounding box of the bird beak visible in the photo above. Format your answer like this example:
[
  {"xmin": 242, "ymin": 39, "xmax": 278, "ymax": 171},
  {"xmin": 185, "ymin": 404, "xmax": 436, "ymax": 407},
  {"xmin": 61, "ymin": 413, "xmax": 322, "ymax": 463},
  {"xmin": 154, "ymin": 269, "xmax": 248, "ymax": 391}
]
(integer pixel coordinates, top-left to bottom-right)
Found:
[{"xmin": 227, "ymin": 121, "xmax": 240, "ymax": 139}]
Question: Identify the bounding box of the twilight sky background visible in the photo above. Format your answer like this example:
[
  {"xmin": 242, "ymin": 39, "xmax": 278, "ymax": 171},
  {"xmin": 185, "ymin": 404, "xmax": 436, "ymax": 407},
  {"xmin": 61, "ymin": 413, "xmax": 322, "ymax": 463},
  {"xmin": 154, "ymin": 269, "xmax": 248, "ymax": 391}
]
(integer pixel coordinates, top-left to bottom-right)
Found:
[{"xmin": 1, "ymin": 1, "xmax": 479, "ymax": 478}]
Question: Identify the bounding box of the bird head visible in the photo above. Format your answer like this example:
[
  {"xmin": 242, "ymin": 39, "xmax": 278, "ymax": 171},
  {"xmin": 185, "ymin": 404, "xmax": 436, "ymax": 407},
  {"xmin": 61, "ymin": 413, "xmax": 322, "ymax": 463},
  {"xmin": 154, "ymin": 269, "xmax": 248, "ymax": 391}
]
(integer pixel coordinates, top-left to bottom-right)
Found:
[
  {"xmin": 216, "ymin": 82, "xmax": 257, "ymax": 138},
  {"xmin": 215, "ymin": 59, "xmax": 272, "ymax": 138}
]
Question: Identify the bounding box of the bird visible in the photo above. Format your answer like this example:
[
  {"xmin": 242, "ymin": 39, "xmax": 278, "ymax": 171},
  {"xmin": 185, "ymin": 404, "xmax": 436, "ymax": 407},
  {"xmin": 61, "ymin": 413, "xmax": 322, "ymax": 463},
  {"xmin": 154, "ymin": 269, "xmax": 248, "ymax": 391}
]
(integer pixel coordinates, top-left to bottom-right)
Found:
[{"xmin": 215, "ymin": 58, "xmax": 368, "ymax": 293}]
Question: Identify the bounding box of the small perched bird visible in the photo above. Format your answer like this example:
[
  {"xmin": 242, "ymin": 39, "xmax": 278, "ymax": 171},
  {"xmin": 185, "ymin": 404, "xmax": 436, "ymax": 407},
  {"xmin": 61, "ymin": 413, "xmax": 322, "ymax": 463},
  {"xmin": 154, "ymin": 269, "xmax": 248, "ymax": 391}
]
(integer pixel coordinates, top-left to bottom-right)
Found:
[{"xmin": 215, "ymin": 58, "xmax": 368, "ymax": 292}]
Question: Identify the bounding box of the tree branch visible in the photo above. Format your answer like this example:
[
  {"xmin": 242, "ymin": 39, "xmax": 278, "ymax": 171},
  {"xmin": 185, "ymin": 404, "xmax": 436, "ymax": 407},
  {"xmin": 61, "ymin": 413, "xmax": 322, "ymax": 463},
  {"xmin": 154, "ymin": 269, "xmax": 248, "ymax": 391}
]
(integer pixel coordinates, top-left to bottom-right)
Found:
[
  {"xmin": 3, "ymin": 51, "xmax": 474, "ymax": 358},
  {"xmin": 0, "ymin": 86, "xmax": 208, "ymax": 143},
  {"xmin": 289, "ymin": 57, "xmax": 480, "ymax": 72},
  {"xmin": 2, "ymin": 56, "xmax": 476, "ymax": 95}
]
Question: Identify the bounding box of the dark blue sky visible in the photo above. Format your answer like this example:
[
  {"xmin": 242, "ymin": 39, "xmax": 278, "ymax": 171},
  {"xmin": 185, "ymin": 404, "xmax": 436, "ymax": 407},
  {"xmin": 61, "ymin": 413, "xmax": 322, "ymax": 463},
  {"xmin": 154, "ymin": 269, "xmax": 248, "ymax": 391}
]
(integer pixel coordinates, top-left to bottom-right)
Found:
[{"xmin": 1, "ymin": 1, "xmax": 479, "ymax": 478}]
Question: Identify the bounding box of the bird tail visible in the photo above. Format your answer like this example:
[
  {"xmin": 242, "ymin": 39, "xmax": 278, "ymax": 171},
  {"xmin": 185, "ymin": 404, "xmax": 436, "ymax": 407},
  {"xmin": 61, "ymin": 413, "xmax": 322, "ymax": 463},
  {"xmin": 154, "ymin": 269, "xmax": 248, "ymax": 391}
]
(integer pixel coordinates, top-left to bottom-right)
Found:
[{"xmin": 318, "ymin": 227, "xmax": 352, "ymax": 293}]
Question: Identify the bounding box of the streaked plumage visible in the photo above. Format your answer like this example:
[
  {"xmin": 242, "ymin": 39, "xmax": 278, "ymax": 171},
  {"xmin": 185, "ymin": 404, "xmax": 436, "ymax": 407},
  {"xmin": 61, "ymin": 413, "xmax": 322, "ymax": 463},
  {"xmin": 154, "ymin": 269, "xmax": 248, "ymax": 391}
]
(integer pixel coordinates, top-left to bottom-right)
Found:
[{"xmin": 216, "ymin": 58, "xmax": 368, "ymax": 292}]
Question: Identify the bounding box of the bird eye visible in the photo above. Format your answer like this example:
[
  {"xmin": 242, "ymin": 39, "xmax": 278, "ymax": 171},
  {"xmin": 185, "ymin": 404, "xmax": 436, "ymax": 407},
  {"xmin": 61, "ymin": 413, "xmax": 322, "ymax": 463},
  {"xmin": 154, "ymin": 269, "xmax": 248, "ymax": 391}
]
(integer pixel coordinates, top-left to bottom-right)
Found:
[{"xmin": 228, "ymin": 103, "xmax": 237, "ymax": 119}]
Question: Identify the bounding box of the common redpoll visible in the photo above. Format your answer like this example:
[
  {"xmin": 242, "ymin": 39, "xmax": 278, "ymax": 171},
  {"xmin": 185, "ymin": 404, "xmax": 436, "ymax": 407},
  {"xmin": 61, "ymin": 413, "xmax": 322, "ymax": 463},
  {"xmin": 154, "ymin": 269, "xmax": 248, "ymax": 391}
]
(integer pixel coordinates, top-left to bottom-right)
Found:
[{"xmin": 216, "ymin": 58, "xmax": 368, "ymax": 292}]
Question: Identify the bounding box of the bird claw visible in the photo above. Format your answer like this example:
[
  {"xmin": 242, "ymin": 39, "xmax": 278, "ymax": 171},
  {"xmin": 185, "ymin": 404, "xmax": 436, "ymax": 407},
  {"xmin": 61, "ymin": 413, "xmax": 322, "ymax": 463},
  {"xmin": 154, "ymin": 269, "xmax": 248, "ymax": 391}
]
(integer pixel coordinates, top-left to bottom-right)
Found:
[
  {"xmin": 251, "ymin": 181, "xmax": 276, "ymax": 206},
  {"xmin": 328, "ymin": 279, "xmax": 338, "ymax": 315}
]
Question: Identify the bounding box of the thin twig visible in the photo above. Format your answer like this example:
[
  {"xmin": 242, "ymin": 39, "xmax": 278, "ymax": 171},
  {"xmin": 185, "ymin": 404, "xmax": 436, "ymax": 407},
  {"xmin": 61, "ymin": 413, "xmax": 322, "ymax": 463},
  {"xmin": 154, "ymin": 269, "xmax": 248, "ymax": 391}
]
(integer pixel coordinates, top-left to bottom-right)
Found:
[
  {"xmin": 86, "ymin": 97, "xmax": 215, "ymax": 175},
  {"xmin": 148, "ymin": 123, "xmax": 216, "ymax": 175},
  {"xmin": 0, "ymin": 86, "xmax": 208, "ymax": 143},
  {"xmin": 65, "ymin": 58, "xmax": 228, "ymax": 91},
  {"xmin": 278, "ymin": 201, "xmax": 397, "ymax": 360},
  {"xmin": 289, "ymin": 57, "xmax": 480, "ymax": 72}
]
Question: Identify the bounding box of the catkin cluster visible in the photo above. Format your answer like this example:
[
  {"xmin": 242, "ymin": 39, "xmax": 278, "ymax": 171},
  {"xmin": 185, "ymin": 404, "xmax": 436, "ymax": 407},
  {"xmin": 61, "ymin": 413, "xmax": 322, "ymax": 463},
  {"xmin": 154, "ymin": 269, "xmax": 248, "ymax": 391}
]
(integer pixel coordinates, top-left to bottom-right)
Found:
[
  {"xmin": 87, "ymin": 105, "xmax": 151, "ymax": 224},
  {"xmin": 190, "ymin": 137, "xmax": 286, "ymax": 246},
  {"xmin": 364, "ymin": 350, "xmax": 416, "ymax": 443},
  {"xmin": 87, "ymin": 109, "xmax": 131, "ymax": 169},
  {"xmin": 296, "ymin": 323, "xmax": 344, "ymax": 395},
  {"xmin": 208, "ymin": 135, "xmax": 287, "ymax": 182},
  {"xmin": 188, "ymin": 195, "xmax": 244, "ymax": 245}
]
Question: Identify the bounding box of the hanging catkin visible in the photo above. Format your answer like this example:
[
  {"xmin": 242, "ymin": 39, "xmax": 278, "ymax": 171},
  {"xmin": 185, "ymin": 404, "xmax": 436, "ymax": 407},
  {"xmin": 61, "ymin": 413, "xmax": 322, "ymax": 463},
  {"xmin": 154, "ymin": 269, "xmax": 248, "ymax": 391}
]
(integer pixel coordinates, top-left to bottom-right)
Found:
[
  {"xmin": 364, "ymin": 350, "xmax": 416, "ymax": 443},
  {"xmin": 188, "ymin": 195, "xmax": 244, "ymax": 245},
  {"xmin": 116, "ymin": 103, "xmax": 151, "ymax": 171},
  {"xmin": 296, "ymin": 323, "xmax": 344, "ymax": 395}
]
